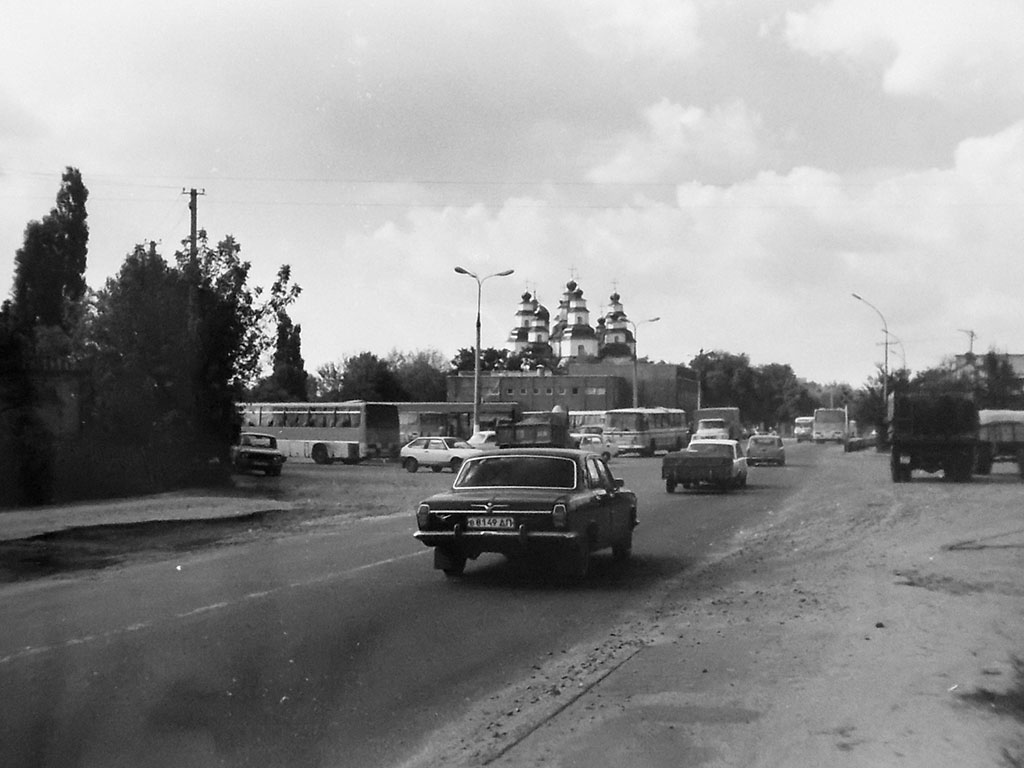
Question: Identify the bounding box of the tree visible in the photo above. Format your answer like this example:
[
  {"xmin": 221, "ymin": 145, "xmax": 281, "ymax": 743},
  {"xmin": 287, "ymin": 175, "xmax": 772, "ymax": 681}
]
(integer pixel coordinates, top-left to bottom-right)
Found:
[
  {"xmin": 250, "ymin": 267, "xmax": 308, "ymax": 402},
  {"xmin": 314, "ymin": 361, "xmax": 345, "ymax": 401},
  {"xmin": 81, "ymin": 237, "xmax": 291, "ymax": 492},
  {"xmin": 976, "ymin": 350, "xmax": 1021, "ymax": 408},
  {"xmin": 11, "ymin": 167, "xmax": 89, "ymax": 333},
  {"xmin": 450, "ymin": 347, "xmax": 509, "ymax": 373},
  {"xmin": 387, "ymin": 349, "xmax": 448, "ymax": 402},
  {"xmin": 341, "ymin": 352, "xmax": 404, "ymax": 401}
]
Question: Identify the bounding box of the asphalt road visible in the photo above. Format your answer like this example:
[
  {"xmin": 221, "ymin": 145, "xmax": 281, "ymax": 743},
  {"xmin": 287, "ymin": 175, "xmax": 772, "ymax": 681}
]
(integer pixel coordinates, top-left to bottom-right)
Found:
[{"xmin": 0, "ymin": 443, "xmax": 824, "ymax": 768}]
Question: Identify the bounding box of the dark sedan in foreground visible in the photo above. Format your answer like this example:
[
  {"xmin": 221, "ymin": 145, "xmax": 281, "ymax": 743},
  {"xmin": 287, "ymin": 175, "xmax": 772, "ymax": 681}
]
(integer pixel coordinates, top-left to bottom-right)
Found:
[{"xmin": 413, "ymin": 448, "xmax": 637, "ymax": 578}]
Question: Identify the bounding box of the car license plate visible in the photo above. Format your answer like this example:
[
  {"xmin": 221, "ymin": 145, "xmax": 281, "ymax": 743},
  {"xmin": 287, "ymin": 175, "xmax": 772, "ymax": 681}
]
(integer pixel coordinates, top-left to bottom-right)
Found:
[{"xmin": 467, "ymin": 516, "xmax": 515, "ymax": 530}]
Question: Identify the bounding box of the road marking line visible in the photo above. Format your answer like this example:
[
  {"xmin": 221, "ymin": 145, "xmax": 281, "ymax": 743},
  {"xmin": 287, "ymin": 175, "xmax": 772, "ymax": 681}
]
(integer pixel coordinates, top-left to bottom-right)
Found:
[{"xmin": 0, "ymin": 549, "xmax": 429, "ymax": 665}]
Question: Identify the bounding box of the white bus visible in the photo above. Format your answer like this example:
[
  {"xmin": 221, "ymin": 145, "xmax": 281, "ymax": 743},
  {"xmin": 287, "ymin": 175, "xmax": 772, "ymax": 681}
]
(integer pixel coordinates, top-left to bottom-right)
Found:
[
  {"xmin": 603, "ymin": 407, "xmax": 689, "ymax": 456},
  {"xmin": 239, "ymin": 401, "xmax": 401, "ymax": 463},
  {"xmin": 569, "ymin": 410, "xmax": 608, "ymax": 434},
  {"xmin": 812, "ymin": 408, "xmax": 848, "ymax": 443}
]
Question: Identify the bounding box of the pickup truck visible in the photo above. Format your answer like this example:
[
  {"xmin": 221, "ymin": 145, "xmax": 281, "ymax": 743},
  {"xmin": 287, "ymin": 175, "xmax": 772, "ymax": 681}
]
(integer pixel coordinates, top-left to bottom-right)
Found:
[{"xmin": 662, "ymin": 439, "xmax": 748, "ymax": 492}]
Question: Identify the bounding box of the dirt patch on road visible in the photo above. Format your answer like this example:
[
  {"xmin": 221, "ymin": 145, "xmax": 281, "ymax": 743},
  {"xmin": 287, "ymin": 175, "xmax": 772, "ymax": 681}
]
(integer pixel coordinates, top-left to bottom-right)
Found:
[{"xmin": 0, "ymin": 509, "xmax": 296, "ymax": 583}]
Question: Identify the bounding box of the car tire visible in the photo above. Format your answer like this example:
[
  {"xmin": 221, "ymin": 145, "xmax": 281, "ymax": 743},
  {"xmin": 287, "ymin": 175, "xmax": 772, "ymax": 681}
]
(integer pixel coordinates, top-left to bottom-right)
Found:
[
  {"xmin": 602, "ymin": 452, "xmax": 611, "ymax": 462},
  {"xmin": 404, "ymin": 458, "xmax": 419, "ymax": 473},
  {"xmin": 311, "ymin": 444, "xmax": 331, "ymax": 465},
  {"xmin": 665, "ymin": 477, "xmax": 677, "ymax": 493},
  {"xmin": 450, "ymin": 458, "xmax": 462, "ymax": 473},
  {"xmin": 571, "ymin": 546, "xmax": 591, "ymax": 579},
  {"xmin": 442, "ymin": 556, "xmax": 466, "ymax": 577},
  {"xmin": 430, "ymin": 465, "xmax": 443, "ymax": 473},
  {"xmin": 612, "ymin": 533, "xmax": 632, "ymax": 562}
]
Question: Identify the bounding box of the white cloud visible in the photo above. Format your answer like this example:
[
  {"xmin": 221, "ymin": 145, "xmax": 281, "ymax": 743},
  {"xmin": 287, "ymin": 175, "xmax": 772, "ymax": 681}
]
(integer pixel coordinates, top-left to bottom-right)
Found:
[
  {"xmin": 587, "ymin": 100, "xmax": 763, "ymax": 183},
  {"xmin": 566, "ymin": 0, "xmax": 703, "ymax": 61},
  {"xmin": 784, "ymin": 0, "xmax": 1024, "ymax": 103},
  {"xmin": 316, "ymin": 117, "xmax": 1024, "ymax": 383}
]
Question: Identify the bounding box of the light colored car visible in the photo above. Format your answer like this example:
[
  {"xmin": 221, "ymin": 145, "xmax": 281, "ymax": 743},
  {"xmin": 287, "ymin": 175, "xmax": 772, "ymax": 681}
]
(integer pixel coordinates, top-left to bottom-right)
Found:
[
  {"xmin": 400, "ymin": 436, "xmax": 482, "ymax": 473},
  {"xmin": 572, "ymin": 432, "xmax": 619, "ymax": 461},
  {"xmin": 746, "ymin": 435, "xmax": 786, "ymax": 466},
  {"xmin": 466, "ymin": 430, "xmax": 501, "ymax": 451},
  {"xmin": 663, "ymin": 439, "xmax": 748, "ymax": 492}
]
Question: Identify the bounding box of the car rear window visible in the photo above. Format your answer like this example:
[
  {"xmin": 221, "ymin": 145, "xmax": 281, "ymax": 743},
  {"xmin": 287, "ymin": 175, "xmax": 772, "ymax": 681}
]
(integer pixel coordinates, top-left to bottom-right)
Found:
[
  {"xmin": 455, "ymin": 456, "xmax": 577, "ymax": 489},
  {"xmin": 686, "ymin": 443, "xmax": 733, "ymax": 458},
  {"xmin": 750, "ymin": 437, "xmax": 777, "ymax": 445},
  {"xmin": 241, "ymin": 434, "xmax": 276, "ymax": 448}
]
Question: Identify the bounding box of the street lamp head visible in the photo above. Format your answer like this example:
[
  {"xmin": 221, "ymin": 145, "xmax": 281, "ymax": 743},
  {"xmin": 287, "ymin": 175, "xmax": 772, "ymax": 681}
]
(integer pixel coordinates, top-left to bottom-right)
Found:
[
  {"xmin": 495, "ymin": 269, "xmax": 515, "ymax": 277},
  {"xmin": 649, "ymin": 316, "xmax": 661, "ymax": 323},
  {"xmin": 454, "ymin": 266, "xmax": 471, "ymax": 276},
  {"xmin": 851, "ymin": 292, "xmax": 862, "ymax": 301}
]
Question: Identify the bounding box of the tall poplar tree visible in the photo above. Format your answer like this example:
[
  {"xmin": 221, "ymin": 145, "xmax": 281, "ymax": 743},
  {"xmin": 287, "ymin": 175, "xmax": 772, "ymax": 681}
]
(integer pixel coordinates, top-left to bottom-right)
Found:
[{"xmin": 11, "ymin": 167, "xmax": 89, "ymax": 332}]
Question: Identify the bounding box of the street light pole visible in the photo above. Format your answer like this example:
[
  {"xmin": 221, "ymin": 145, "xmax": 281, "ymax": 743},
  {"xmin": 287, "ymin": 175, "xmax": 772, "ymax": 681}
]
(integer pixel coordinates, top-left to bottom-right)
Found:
[
  {"xmin": 628, "ymin": 317, "xmax": 660, "ymax": 408},
  {"xmin": 851, "ymin": 292, "xmax": 889, "ymax": 416},
  {"xmin": 455, "ymin": 266, "xmax": 515, "ymax": 432}
]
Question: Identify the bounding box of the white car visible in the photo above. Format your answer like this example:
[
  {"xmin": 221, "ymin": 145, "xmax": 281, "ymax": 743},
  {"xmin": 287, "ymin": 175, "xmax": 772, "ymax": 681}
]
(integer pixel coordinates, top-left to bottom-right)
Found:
[
  {"xmin": 572, "ymin": 432, "xmax": 619, "ymax": 461},
  {"xmin": 466, "ymin": 431, "xmax": 501, "ymax": 451},
  {"xmin": 400, "ymin": 437, "xmax": 482, "ymax": 473}
]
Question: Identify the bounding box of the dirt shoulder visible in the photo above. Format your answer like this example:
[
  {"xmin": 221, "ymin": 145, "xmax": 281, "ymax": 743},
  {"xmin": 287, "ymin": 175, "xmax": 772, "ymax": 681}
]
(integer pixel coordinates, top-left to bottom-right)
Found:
[{"xmin": 413, "ymin": 451, "xmax": 1024, "ymax": 767}]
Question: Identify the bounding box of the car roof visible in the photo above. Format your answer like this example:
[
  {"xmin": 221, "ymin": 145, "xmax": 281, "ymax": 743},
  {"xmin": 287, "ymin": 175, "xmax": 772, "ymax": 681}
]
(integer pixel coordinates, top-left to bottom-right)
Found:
[
  {"xmin": 466, "ymin": 447, "xmax": 594, "ymax": 460},
  {"xmin": 689, "ymin": 439, "xmax": 738, "ymax": 446}
]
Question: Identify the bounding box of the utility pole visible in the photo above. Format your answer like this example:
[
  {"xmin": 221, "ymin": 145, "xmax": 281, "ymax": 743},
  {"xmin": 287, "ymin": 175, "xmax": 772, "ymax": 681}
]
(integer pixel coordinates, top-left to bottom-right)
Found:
[
  {"xmin": 183, "ymin": 188, "xmax": 206, "ymax": 265},
  {"xmin": 958, "ymin": 329, "xmax": 976, "ymax": 355}
]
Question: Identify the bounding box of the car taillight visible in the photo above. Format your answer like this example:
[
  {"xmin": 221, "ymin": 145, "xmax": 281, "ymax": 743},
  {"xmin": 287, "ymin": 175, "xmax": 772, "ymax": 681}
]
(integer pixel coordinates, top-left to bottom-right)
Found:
[
  {"xmin": 416, "ymin": 504, "xmax": 431, "ymax": 529},
  {"xmin": 552, "ymin": 503, "xmax": 568, "ymax": 528}
]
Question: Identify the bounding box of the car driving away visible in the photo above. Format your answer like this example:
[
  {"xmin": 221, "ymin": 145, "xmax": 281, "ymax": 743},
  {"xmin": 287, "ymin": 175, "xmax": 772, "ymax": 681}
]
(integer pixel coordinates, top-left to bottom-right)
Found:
[
  {"xmin": 746, "ymin": 434, "xmax": 786, "ymax": 466},
  {"xmin": 662, "ymin": 438, "xmax": 748, "ymax": 492},
  {"xmin": 230, "ymin": 432, "xmax": 286, "ymax": 476},
  {"xmin": 400, "ymin": 436, "xmax": 482, "ymax": 473},
  {"xmin": 572, "ymin": 432, "xmax": 619, "ymax": 461},
  {"xmin": 412, "ymin": 448, "xmax": 637, "ymax": 578}
]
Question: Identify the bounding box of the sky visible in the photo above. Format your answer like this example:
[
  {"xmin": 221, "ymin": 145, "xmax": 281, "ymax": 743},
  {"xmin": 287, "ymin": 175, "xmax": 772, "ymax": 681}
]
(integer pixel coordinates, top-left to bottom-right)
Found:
[{"xmin": 2, "ymin": 0, "xmax": 1023, "ymax": 387}]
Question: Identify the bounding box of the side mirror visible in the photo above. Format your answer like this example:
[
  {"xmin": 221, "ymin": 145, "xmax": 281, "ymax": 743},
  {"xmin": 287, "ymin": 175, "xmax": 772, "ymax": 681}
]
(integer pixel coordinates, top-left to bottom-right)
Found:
[{"xmin": 614, "ymin": 478, "xmax": 624, "ymax": 489}]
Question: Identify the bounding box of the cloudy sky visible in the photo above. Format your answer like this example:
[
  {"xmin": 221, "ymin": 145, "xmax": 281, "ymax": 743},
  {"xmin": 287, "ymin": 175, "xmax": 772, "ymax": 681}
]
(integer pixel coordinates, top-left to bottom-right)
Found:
[{"xmin": 3, "ymin": 0, "xmax": 1023, "ymax": 386}]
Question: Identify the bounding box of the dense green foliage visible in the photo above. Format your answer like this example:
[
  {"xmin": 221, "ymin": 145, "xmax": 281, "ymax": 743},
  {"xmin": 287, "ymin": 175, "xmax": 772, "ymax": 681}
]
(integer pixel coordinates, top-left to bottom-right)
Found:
[
  {"xmin": 1, "ymin": 171, "xmax": 301, "ymax": 505},
  {"xmin": 10, "ymin": 168, "xmax": 89, "ymax": 332}
]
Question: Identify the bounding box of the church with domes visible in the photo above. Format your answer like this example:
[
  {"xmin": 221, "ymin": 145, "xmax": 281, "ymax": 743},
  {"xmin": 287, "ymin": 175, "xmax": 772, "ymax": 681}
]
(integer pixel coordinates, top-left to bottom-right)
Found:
[
  {"xmin": 448, "ymin": 275, "xmax": 693, "ymax": 414},
  {"xmin": 506, "ymin": 280, "xmax": 640, "ymax": 367}
]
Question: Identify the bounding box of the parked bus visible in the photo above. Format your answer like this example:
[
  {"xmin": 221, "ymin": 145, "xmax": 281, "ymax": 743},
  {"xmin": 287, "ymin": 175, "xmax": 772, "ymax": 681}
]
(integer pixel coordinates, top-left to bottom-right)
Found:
[
  {"xmin": 812, "ymin": 407, "xmax": 848, "ymax": 443},
  {"xmin": 239, "ymin": 401, "xmax": 401, "ymax": 464},
  {"xmin": 390, "ymin": 401, "xmax": 521, "ymax": 444},
  {"xmin": 603, "ymin": 407, "xmax": 689, "ymax": 456},
  {"xmin": 568, "ymin": 410, "xmax": 608, "ymax": 434}
]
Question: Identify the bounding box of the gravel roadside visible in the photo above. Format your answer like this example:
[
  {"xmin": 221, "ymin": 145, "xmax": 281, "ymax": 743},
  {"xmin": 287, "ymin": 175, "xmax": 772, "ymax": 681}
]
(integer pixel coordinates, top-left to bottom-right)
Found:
[{"xmin": 414, "ymin": 450, "xmax": 1024, "ymax": 767}]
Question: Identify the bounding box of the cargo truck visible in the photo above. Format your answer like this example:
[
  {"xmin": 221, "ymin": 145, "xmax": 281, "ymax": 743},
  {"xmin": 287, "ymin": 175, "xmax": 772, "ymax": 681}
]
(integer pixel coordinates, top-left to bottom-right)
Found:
[
  {"xmin": 692, "ymin": 407, "xmax": 743, "ymax": 441},
  {"xmin": 974, "ymin": 409, "xmax": 1024, "ymax": 477},
  {"xmin": 888, "ymin": 394, "xmax": 978, "ymax": 483}
]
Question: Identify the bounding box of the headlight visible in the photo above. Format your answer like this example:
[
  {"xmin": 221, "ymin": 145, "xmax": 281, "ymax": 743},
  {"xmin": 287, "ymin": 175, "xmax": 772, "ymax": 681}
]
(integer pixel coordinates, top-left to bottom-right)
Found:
[
  {"xmin": 552, "ymin": 503, "xmax": 568, "ymax": 528},
  {"xmin": 416, "ymin": 504, "xmax": 431, "ymax": 529}
]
